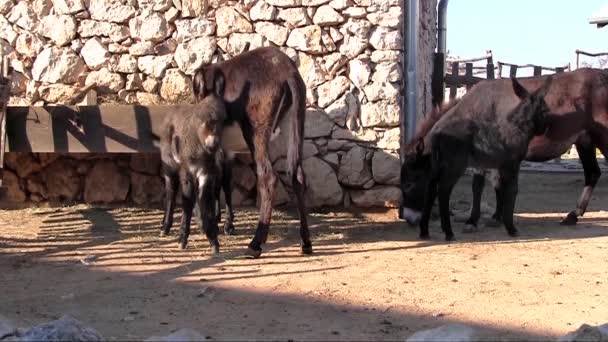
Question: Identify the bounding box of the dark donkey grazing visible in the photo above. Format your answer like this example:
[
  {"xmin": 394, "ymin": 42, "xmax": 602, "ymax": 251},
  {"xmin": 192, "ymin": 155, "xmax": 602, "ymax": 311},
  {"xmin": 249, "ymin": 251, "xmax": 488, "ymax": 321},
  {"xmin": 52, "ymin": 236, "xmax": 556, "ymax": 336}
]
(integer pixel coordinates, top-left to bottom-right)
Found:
[
  {"xmin": 192, "ymin": 46, "xmax": 311, "ymax": 258},
  {"xmin": 403, "ymin": 68, "xmax": 608, "ymax": 232},
  {"xmin": 401, "ymin": 77, "xmax": 552, "ymax": 240},
  {"xmin": 154, "ymin": 95, "xmax": 235, "ymax": 253}
]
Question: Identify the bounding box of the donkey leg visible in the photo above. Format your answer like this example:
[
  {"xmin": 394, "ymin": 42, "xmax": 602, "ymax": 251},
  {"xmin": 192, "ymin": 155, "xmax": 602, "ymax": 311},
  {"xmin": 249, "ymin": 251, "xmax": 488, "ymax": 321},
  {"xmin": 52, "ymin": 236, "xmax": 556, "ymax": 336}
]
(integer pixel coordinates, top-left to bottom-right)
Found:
[
  {"xmin": 464, "ymin": 172, "xmax": 485, "ymax": 233},
  {"xmin": 437, "ymin": 170, "xmax": 464, "ymax": 242},
  {"xmin": 499, "ymin": 165, "xmax": 520, "ymax": 237},
  {"xmin": 487, "ymin": 169, "xmax": 504, "ymax": 227},
  {"xmin": 178, "ymin": 174, "xmax": 195, "ymax": 250},
  {"xmin": 222, "ymin": 159, "xmax": 236, "ymax": 236},
  {"xmin": 199, "ymin": 181, "xmax": 220, "ymax": 255},
  {"xmin": 293, "ymin": 167, "xmax": 312, "ymax": 254},
  {"xmin": 245, "ymin": 133, "xmax": 276, "ymax": 258},
  {"xmin": 161, "ymin": 171, "xmax": 178, "ymax": 237},
  {"xmin": 419, "ymin": 177, "xmax": 439, "ymax": 240},
  {"xmin": 561, "ymin": 141, "xmax": 601, "ymax": 225}
]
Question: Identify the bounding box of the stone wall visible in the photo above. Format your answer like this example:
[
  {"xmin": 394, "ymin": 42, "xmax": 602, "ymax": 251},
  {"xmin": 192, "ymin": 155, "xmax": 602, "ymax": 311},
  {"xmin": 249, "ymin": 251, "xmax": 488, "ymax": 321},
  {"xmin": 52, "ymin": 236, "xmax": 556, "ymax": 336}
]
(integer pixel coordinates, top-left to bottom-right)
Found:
[{"xmin": 0, "ymin": 0, "xmax": 437, "ymax": 209}]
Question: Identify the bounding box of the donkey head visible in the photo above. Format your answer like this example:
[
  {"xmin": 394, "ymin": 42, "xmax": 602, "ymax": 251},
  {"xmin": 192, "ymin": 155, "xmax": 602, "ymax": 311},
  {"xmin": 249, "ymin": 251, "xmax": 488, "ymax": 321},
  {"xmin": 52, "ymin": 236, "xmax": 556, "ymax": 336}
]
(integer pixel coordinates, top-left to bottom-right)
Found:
[
  {"xmin": 196, "ymin": 95, "xmax": 227, "ymax": 154},
  {"xmin": 192, "ymin": 67, "xmax": 226, "ymax": 101},
  {"xmin": 511, "ymin": 76, "xmax": 552, "ymax": 135},
  {"xmin": 399, "ymin": 138, "xmax": 432, "ymax": 225}
]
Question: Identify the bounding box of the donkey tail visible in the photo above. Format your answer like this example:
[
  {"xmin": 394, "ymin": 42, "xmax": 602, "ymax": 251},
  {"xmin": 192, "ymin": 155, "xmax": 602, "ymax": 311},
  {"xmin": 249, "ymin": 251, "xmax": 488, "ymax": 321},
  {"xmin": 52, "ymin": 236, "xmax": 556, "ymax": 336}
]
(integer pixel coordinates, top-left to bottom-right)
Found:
[{"xmin": 286, "ymin": 73, "xmax": 307, "ymax": 187}]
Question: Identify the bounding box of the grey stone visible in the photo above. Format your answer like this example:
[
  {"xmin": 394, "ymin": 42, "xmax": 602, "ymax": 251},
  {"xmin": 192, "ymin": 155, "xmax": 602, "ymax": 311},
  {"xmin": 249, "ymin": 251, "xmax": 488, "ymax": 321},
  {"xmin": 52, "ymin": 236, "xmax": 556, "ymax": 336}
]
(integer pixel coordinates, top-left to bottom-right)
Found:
[
  {"xmin": 88, "ymin": 0, "xmax": 136, "ymax": 23},
  {"xmin": 369, "ymin": 26, "xmax": 401, "ymax": 50},
  {"xmin": 80, "ymin": 37, "xmax": 110, "ymax": 70},
  {"xmin": 371, "ymin": 150, "xmax": 399, "ymax": 185},
  {"xmin": 351, "ymin": 186, "xmax": 400, "ymax": 207},
  {"xmin": 32, "ymin": 47, "xmax": 86, "ymax": 84},
  {"xmin": 216, "ymin": 7, "xmax": 253, "ymax": 37},
  {"xmin": 286, "ymin": 25, "xmax": 324, "ymax": 54},
  {"xmin": 85, "ymin": 67, "xmax": 124, "ymax": 94},
  {"xmin": 360, "ymin": 100, "xmax": 400, "ymax": 127},
  {"xmin": 129, "ymin": 10, "xmax": 170, "ymax": 42},
  {"xmin": 312, "ymin": 5, "xmax": 344, "ymax": 25},
  {"xmin": 278, "ymin": 7, "xmax": 310, "ymax": 28},
  {"xmin": 131, "ymin": 172, "xmax": 163, "ymax": 206},
  {"xmin": 85, "ymin": 160, "xmax": 130, "ymax": 203},
  {"xmin": 138, "ymin": 54, "xmax": 173, "ymax": 78},
  {"xmin": 367, "ymin": 6, "xmax": 401, "ymax": 28},
  {"xmin": 160, "ymin": 68, "xmax": 193, "ymax": 103},
  {"xmin": 52, "ymin": 0, "xmax": 85, "ymax": 14},
  {"xmin": 254, "ymin": 21, "xmax": 289, "ymax": 45},
  {"xmin": 145, "ymin": 328, "xmax": 207, "ymax": 342},
  {"xmin": 348, "ymin": 58, "xmax": 371, "ymax": 89},
  {"xmin": 129, "ymin": 41, "xmax": 156, "ymax": 56},
  {"xmin": 174, "ymin": 18, "xmax": 216, "ymax": 41},
  {"xmin": 8, "ymin": 1, "xmax": 37, "ymax": 30},
  {"xmin": 15, "ymin": 32, "xmax": 43, "ymax": 58},
  {"xmin": 338, "ymin": 34, "xmax": 367, "ymax": 59},
  {"xmin": 138, "ymin": 0, "xmax": 172, "ymax": 11},
  {"xmin": 44, "ymin": 160, "xmax": 81, "ymax": 201},
  {"xmin": 338, "ymin": 145, "xmax": 372, "ymax": 186},
  {"xmin": 304, "ymin": 108, "xmax": 334, "ymax": 138},
  {"xmin": 303, "ymin": 157, "xmax": 343, "ymax": 207},
  {"xmin": 558, "ymin": 323, "xmax": 608, "ymax": 342},
  {"xmin": 317, "ymin": 75, "xmax": 350, "ymax": 108},
  {"xmin": 0, "ymin": 16, "xmax": 17, "ymax": 45},
  {"xmin": 250, "ymin": 0, "xmax": 277, "ymax": 21},
  {"xmin": 20, "ymin": 315, "xmax": 105, "ymax": 341},
  {"xmin": 109, "ymin": 54, "xmax": 138, "ymax": 73},
  {"xmin": 174, "ymin": 36, "xmax": 216, "ymax": 75},
  {"xmin": 406, "ymin": 324, "xmax": 478, "ymax": 342}
]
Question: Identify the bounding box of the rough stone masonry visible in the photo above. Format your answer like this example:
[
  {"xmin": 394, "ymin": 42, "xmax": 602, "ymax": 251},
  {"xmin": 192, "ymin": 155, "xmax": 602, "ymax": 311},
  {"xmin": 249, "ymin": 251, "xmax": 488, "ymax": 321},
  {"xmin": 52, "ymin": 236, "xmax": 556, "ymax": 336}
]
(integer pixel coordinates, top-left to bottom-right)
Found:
[{"xmin": 0, "ymin": 0, "xmax": 437, "ymax": 209}]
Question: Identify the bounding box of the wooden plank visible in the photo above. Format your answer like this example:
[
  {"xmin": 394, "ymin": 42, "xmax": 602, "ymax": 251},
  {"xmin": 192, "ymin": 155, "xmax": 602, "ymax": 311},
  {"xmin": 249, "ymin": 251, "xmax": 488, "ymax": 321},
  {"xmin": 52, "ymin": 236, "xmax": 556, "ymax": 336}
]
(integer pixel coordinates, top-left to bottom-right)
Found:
[
  {"xmin": 555, "ymin": 67, "xmax": 565, "ymax": 73},
  {"xmin": 444, "ymin": 73, "xmax": 485, "ymax": 87},
  {"xmin": 5, "ymin": 104, "xmax": 250, "ymax": 154},
  {"xmin": 534, "ymin": 66, "xmax": 542, "ymax": 76},
  {"xmin": 509, "ymin": 65, "xmax": 518, "ymax": 78},
  {"xmin": 486, "ymin": 56, "xmax": 495, "ymax": 80},
  {"xmin": 464, "ymin": 63, "xmax": 474, "ymax": 90},
  {"xmin": 0, "ymin": 55, "xmax": 8, "ymax": 192}
]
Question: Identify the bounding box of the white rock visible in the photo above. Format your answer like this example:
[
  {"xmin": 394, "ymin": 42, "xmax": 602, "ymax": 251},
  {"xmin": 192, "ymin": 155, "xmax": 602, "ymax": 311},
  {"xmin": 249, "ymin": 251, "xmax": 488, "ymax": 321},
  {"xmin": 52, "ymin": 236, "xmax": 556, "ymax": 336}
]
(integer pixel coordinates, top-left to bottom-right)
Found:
[
  {"xmin": 108, "ymin": 43, "xmax": 128, "ymax": 53},
  {"xmin": 215, "ymin": 7, "xmax": 253, "ymax": 37},
  {"xmin": 138, "ymin": 54, "xmax": 173, "ymax": 78},
  {"xmin": 174, "ymin": 36, "xmax": 216, "ymax": 75},
  {"xmin": 88, "ymin": 0, "xmax": 136, "ymax": 23},
  {"xmin": 254, "ymin": 21, "xmax": 289, "ymax": 45},
  {"xmin": 38, "ymin": 14, "xmax": 76, "ymax": 47},
  {"xmin": 312, "ymin": 5, "xmax": 344, "ymax": 25},
  {"xmin": 85, "ymin": 67, "xmax": 124, "ymax": 93},
  {"xmin": 363, "ymin": 81, "xmax": 399, "ymax": 102},
  {"xmin": 250, "ymin": 0, "xmax": 277, "ymax": 21},
  {"xmin": 338, "ymin": 34, "xmax": 367, "ymax": 59},
  {"xmin": 320, "ymin": 29, "xmax": 336, "ymax": 52},
  {"xmin": 371, "ymin": 50, "xmax": 400, "ymax": 63},
  {"xmin": 406, "ymin": 324, "xmax": 478, "ymax": 342},
  {"xmin": 361, "ymin": 100, "xmax": 400, "ymax": 127},
  {"xmin": 138, "ymin": 0, "xmax": 172, "ymax": 11},
  {"xmin": 180, "ymin": 0, "xmax": 205, "ymax": 18},
  {"xmin": 154, "ymin": 38, "xmax": 177, "ymax": 55},
  {"xmin": 78, "ymin": 20, "xmax": 129, "ymax": 42},
  {"xmin": 302, "ymin": 0, "xmax": 330, "ymax": 5},
  {"xmin": 343, "ymin": 18, "xmax": 371, "ymax": 39},
  {"xmin": 377, "ymin": 127, "xmax": 399, "ymax": 149},
  {"xmin": 278, "ymin": 7, "xmax": 310, "ymax": 27},
  {"xmin": 325, "ymin": 91, "xmax": 357, "ymax": 126},
  {"xmin": 331, "ymin": 126, "xmax": 377, "ymax": 142},
  {"xmin": 558, "ymin": 323, "xmax": 608, "ymax": 342},
  {"xmin": 109, "ymin": 54, "xmax": 137, "ymax": 73},
  {"xmin": 129, "ymin": 10, "xmax": 170, "ymax": 42},
  {"xmin": 329, "ymin": 27, "xmax": 343, "ymax": 42},
  {"xmin": 38, "ymin": 83, "xmax": 85, "ymax": 103},
  {"xmin": 15, "ymin": 32, "xmax": 44, "ymax": 58},
  {"xmin": 160, "ymin": 68, "xmax": 192, "ymax": 103},
  {"xmin": 297, "ymin": 52, "xmax": 326, "ymax": 89},
  {"xmin": 329, "ymin": 0, "xmax": 351, "ymax": 9},
  {"xmin": 286, "ymin": 25, "xmax": 324, "ymax": 53},
  {"xmin": 342, "ymin": 6, "xmax": 366, "ymax": 18},
  {"xmin": 338, "ymin": 145, "xmax": 372, "ymax": 186},
  {"xmin": 226, "ymin": 32, "xmax": 267, "ymax": 57},
  {"xmin": 175, "ymin": 18, "xmax": 216, "ymax": 41},
  {"xmin": 126, "ymin": 73, "xmax": 143, "ymax": 90},
  {"xmin": 348, "ymin": 59, "xmax": 370, "ymax": 89},
  {"xmin": 0, "ymin": 16, "xmax": 17, "ymax": 44},
  {"xmin": 32, "ymin": 47, "xmax": 86, "ymax": 84},
  {"xmin": 317, "ymin": 75, "xmax": 350, "ymax": 108},
  {"xmin": 371, "ymin": 150, "xmax": 399, "ymax": 185},
  {"xmin": 367, "ymin": 6, "xmax": 401, "ymax": 28},
  {"xmin": 303, "ymin": 157, "xmax": 343, "ymax": 207},
  {"xmin": 141, "ymin": 77, "xmax": 158, "ymax": 92},
  {"xmin": 81, "ymin": 37, "xmax": 110, "ymax": 70},
  {"xmin": 52, "ymin": 0, "xmax": 85, "ymax": 14},
  {"xmin": 129, "ymin": 41, "xmax": 156, "ymax": 56},
  {"xmin": 136, "ymin": 91, "xmax": 162, "ymax": 104},
  {"xmin": 369, "ymin": 26, "xmax": 401, "ymax": 50},
  {"xmin": 372, "ymin": 62, "xmax": 401, "ymax": 83},
  {"xmin": 164, "ymin": 6, "xmax": 179, "ymax": 22},
  {"xmin": 264, "ymin": 0, "xmax": 300, "ymax": 6},
  {"xmin": 304, "ymin": 108, "xmax": 334, "ymax": 138},
  {"xmin": 8, "ymin": 1, "xmax": 37, "ymax": 30}
]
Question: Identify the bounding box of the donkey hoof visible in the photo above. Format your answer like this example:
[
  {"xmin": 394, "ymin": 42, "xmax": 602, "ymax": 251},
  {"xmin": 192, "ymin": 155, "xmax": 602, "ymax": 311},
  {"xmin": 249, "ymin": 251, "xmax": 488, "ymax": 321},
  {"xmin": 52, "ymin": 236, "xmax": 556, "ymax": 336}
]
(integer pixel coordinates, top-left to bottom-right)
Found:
[
  {"xmin": 301, "ymin": 244, "xmax": 313, "ymax": 255},
  {"xmin": 462, "ymin": 224, "xmax": 478, "ymax": 234},
  {"xmin": 178, "ymin": 241, "xmax": 188, "ymax": 250},
  {"xmin": 485, "ymin": 217, "xmax": 502, "ymax": 228},
  {"xmin": 419, "ymin": 233, "xmax": 431, "ymax": 240},
  {"xmin": 223, "ymin": 223, "xmax": 236, "ymax": 236},
  {"xmin": 160, "ymin": 230, "xmax": 170, "ymax": 237},
  {"xmin": 244, "ymin": 247, "xmax": 262, "ymax": 259},
  {"xmin": 210, "ymin": 245, "xmax": 220, "ymax": 255},
  {"xmin": 508, "ymin": 229, "xmax": 519, "ymax": 237},
  {"xmin": 445, "ymin": 234, "xmax": 455, "ymax": 242},
  {"xmin": 560, "ymin": 212, "xmax": 578, "ymax": 226}
]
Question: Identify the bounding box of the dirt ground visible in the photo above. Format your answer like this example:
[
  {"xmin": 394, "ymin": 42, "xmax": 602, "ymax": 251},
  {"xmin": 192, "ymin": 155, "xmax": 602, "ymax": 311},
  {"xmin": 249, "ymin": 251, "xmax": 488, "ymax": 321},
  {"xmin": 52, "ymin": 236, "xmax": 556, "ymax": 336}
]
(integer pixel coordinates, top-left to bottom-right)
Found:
[{"xmin": 2, "ymin": 171, "xmax": 608, "ymax": 341}]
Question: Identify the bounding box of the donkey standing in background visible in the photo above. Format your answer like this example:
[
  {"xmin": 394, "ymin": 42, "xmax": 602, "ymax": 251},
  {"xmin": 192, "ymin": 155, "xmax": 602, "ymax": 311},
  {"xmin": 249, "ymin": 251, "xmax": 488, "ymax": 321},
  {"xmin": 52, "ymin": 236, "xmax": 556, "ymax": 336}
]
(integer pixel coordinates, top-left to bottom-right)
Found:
[
  {"xmin": 401, "ymin": 77, "xmax": 552, "ymax": 241},
  {"xmin": 153, "ymin": 95, "xmax": 235, "ymax": 253},
  {"xmin": 192, "ymin": 46, "xmax": 311, "ymax": 259}
]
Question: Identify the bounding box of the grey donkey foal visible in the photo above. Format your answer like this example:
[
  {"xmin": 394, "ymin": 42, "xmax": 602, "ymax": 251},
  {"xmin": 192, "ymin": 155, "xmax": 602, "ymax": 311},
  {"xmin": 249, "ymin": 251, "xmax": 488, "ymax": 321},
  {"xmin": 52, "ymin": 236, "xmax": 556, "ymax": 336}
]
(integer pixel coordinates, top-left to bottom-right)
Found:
[{"xmin": 156, "ymin": 95, "xmax": 235, "ymax": 253}]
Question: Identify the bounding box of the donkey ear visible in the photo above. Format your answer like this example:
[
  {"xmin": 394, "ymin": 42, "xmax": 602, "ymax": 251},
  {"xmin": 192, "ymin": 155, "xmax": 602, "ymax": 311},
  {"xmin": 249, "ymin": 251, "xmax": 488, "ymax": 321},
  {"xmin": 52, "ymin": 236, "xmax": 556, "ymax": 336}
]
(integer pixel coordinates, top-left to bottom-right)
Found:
[
  {"xmin": 511, "ymin": 77, "xmax": 529, "ymax": 99},
  {"xmin": 192, "ymin": 69, "xmax": 206, "ymax": 100},
  {"xmin": 213, "ymin": 69, "xmax": 225, "ymax": 98},
  {"xmin": 536, "ymin": 75, "xmax": 553, "ymax": 99}
]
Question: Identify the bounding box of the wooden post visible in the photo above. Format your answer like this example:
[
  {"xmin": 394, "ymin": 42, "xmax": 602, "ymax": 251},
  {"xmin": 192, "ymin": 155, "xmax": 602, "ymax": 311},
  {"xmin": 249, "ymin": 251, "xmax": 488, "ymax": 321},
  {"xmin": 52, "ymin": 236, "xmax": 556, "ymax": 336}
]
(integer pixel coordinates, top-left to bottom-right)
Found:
[
  {"xmin": 465, "ymin": 63, "xmax": 473, "ymax": 90},
  {"xmin": 555, "ymin": 67, "xmax": 565, "ymax": 73},
  {"xmin": 431, "ymin": 52, "xmax": 445, "ymax": 106},
  {"xmin": 509, "ymin": 65, "xmax": 518, "ymax": 78},
  {"xmin": 0, "ymin": 55, "xmax": 8, "ymax": 196},
  {"xmin": 449, "ymin": 62, "xmax": 458, "ymax": 99},
  {"xmin": 533, "ymin": 66, "xmax": 542, "ymax": 76},
  {"xmin": 497, "ymin": 63, "xmax": 503, "ymax": 79},
  {"xmin": 486, "ymin": 56, "xmax": 495, "ymax": 80}
]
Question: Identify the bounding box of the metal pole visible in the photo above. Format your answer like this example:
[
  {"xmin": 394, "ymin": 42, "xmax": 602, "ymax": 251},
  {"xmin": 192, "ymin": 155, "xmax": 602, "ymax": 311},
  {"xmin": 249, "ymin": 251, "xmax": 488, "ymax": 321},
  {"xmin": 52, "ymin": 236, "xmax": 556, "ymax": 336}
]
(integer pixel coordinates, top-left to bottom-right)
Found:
[{"xmin": 402, "ymin": 0, "xmax": 419, "ymax": 161}]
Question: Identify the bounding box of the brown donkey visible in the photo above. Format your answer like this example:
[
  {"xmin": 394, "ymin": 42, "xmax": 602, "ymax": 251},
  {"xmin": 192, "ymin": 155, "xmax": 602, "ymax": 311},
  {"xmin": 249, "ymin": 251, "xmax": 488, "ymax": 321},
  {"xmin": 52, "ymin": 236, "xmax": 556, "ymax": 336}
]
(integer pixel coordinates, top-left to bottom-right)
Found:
[
  {"xmin": 401, "ymin": 68, "xmax": 608, "ymax": 231},
  {"xmin": 192, "ymin": 46, "xmax": 311, "ymax": 258}
]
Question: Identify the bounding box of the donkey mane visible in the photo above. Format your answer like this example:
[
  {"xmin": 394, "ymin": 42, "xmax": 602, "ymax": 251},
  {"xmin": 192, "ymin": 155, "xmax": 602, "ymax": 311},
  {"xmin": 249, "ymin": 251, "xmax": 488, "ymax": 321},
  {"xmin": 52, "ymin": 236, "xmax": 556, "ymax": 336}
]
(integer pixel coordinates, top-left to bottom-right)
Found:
[{"xmin": 404, "ymin": 98, "xmax": 462, "ymax": 151}]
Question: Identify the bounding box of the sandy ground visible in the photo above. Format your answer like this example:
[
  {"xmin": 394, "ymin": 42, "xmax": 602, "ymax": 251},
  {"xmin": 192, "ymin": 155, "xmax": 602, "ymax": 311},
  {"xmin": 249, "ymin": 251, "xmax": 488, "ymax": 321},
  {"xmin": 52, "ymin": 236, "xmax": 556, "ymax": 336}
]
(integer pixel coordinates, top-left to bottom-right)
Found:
[{"xmin": 2, "ymin": 171, "xmax": 608, "ymax": 341}]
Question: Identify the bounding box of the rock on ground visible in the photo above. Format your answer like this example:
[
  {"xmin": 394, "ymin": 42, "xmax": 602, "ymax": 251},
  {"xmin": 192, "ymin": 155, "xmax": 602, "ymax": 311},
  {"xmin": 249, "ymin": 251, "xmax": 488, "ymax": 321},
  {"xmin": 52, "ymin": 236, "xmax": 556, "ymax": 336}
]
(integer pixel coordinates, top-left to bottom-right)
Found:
[{"xmin": 406, "ymin": 324, "xmax": 478, "ymax": 342}]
